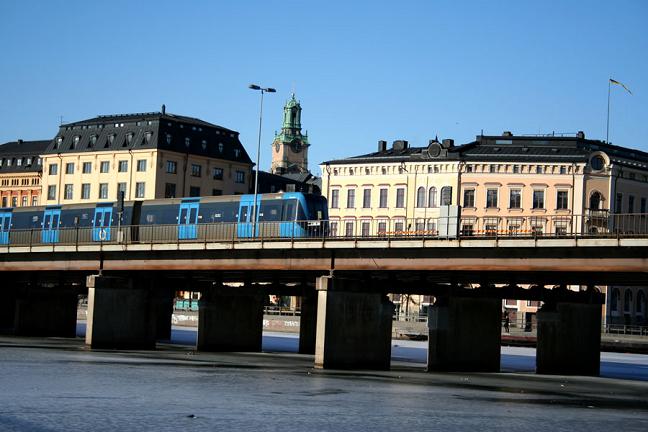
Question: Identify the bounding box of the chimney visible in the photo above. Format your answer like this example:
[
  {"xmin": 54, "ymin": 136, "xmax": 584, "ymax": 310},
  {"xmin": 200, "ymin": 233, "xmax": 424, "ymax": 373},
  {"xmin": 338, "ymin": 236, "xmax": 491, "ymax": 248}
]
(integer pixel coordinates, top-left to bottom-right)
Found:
[
  {"xmin": 442, "ymin": 138, "xmax": 454, "ymax": 148},
  {"xmin": 378, "ymin": 140, "xmax": 387, "ymax": 152},
  {"xmin": 502, "ymin": 131, "xmax": 513, "ymax": 137},
  {"xmin": 392, "ymin": 140, "xmax": 408, "ymax": 151},
  {"xmin": 576, "ymin": 131, "xmax": 585, "ymax": 139},
  {"xmin": 161, "ymin": 104, "xmax": 166, "ymax": 115},
  {"xmin": 17, "ymin": 139, "xmax": 23, "ymax": 145}
]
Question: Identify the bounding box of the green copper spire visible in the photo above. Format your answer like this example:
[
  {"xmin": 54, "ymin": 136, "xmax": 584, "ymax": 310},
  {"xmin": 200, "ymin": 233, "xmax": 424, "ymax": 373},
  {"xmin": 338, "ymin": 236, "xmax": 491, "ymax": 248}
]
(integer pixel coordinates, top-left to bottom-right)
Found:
[{"xmin": 282, "ymin": 93, "xmax": 302, "ymax": 130}]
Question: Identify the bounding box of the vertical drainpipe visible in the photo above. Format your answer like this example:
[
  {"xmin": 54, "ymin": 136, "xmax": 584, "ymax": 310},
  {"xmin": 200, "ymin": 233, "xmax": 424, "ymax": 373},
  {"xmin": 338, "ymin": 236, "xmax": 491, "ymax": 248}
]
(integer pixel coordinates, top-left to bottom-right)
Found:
[
  {"xmin": 56, "ymin": 153, "xmax": 63, "ymax": 204},
  {"xmin": 128, "ymin": 149, "xmax": 134, "ymax": 200},
  {"xmin": 571, "ymin": 162, "xmax": 576, "ymax": 232},
  {"xmin": 182, "ymin": 153, "xmax": 189, "ymax": 197}
]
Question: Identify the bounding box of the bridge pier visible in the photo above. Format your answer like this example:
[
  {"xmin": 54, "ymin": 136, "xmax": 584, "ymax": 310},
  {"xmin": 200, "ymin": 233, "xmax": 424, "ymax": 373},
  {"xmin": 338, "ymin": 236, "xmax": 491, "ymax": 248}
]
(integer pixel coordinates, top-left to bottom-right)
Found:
[
  {"xmin": 427, "ymin": 296, "xmax": 501, "ymax": 372},
  {"xmin": 153, "ymin": 284, "xmax": 175, "ymax": 341},
  {"xmin": 11, "ymin": 284, "xmax": 78, "ymax": 337},
  {"xmin": 197, "ymin": 283, "xmax": 264, "ymax": 352},
  {"xmin": 85, "ymin": 275, "xmax": 157, "ymax": 349},
  {"xmin": 314, "ymin": 277, "xmax": 394, "ymax": 370},
  {"xmin": 298, "ymin": 290, "xmax": 317, "ymax": 354},
  {"xmin": 536, "ymin": 302, "xmax": 601, "ymax": 376}
]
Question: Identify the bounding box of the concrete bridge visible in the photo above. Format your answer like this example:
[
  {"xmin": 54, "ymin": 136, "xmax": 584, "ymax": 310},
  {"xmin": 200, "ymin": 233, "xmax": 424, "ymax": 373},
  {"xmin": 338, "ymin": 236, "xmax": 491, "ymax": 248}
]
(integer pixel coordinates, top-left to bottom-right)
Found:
[{"xmin": 2, "ymin": 235, "xmax": 647, "ymax": 377}]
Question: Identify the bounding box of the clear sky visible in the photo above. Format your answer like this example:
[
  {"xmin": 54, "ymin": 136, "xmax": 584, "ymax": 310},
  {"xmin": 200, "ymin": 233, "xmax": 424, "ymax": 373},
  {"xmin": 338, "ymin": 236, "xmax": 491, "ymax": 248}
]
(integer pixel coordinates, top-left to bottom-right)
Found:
[{"xmin": 1, "ymin": 0, "xmax": 647, "ymax": 172}]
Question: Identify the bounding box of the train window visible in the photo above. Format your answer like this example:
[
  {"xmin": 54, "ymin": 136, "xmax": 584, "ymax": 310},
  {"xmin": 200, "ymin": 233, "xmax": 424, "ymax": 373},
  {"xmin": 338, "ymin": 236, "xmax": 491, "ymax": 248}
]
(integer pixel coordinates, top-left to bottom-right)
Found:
[
  {"xmin": 146, "ymin": 214, "xmax": 155, "ymax": 223},
  {"xmin": 283, "ymin": 200, "xmax": 296, "ymax": 221},
  {"xmin": 259, "ymin": 201, "xmax": 282, "ymax": 222}
]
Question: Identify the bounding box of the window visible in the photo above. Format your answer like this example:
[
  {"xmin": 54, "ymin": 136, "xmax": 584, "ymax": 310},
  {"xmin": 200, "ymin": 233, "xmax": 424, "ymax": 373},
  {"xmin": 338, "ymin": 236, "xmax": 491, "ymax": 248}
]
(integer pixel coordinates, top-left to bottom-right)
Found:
[
  {"xmin": 628, "ymin": 195, "xmax": 635, "ymax": 213},
  {"xmin": 532, "ymin": 190, "xmax": 545, "ymax": 209},
  {"xmin": 363, "ymin": 189, "xmax": 371, "ymax": 208},
  {"xmin": 463, "ymin": 189, "xmax": 475, "ymax": 208},
  {"xmin": 100, "ymin": 161, "xmax": 110, "ymax": 173},
  {"xmin": 190, "ymin": 164, "xmax": 202, "ymax": 177},
  {"xmin": 361, "ymin": 222, "xmax": 370, "ymax": 237},
  {"xmin": 615, "ymin": 193, "xmax": 623, "ymax": 213},
  {"xmin": 379, "ymin": 189, "xmax": 388, "ymax": 208},
  {"xmin": 212, "ymin": 189, "xmax": 222, "ymax": 196},
  {"xmin": 11, "ymin": 197, "xmax": 17, "ymax": 207},
  {"xmin": 212, "ymin": 167, "xmax": 224, "ymax": 180},
  {"xmin": 82, "ymin": 162, "xmax": 92, "ymax": 173},
  {"xmin": 560, "ymin": 166, "xmax": 567, "ymax": 174},
  {"xmin": 416, "ymin": 187, "xmax": 426, "ymax": 208},
  {"xmin": 117, "ymin": 182, "xmax": 127, "ymax": 199},
  {"xmin": 65, "ymin": 163, "xmax": 74, "ymax": 174},
  {"xmin": 610, "ymin": 288, "xmax": 620, "ymax": 312},
  {"xmin": 424, "ymin": 187, "xmax": 436, "ymax": 208},
  {"xmin": 64, "ymin": 184, "xmax": 73, "ymax": 200},
  {"xmin": 330, "ymin": 221, "xmax": 338, "ymax": 237},
  {"xmin": 154, "ymin": 182, "xmax": 172, "ymax": 199},
  {"xmin": 235, "ymin": 170, "xmax": 245, "ymax": 184},
  {"xmin": 218, "ymin": 143, "xmax": 224, "ymax": 153},
  {"xmin": 557, "ymin": 191, "xmax": 569, "ymax": 210},
  {"xmin": 185, "ymin": 137, "xmax": 191, "ymax": 147},
  {"xmin": 135, "ymin": 182, "xmax": 145, "ymax": 198},
  {"xmin": 377, "ymin": 221, "xmax": 387, "ymax": 235},
  {"xmin": 99, "ymin": 183, "xmax": 108, "ymax": 199},
  {"xmin": 81, "ymin": 184, "xmax": 91, "ymax": 200},
  {"xmin": 47, "ymin": 185, "xmax": 56, "ymax": 200},
  {"xmin": 346, "ymin": 189, "xmax": 355, "ymax": 208},
  {"xmin": 137, "ymin": 160, "xmax": 147, "ymax": 172},
  {"xmin": 536, "ymin": 166, "xmax": 543, "ymax": 174},
  {"xmin": 624, "ymin": 290, "xmax": 633, "ymax": 313},
  {"xmin": 32, "ymin": 196, "xmax": 38, "ymax": 206},
  {"xmin": 440, "ymin": 186, "xmax": 452, "ymax": 205},
  {"xmin": 21, "ymin": 196, "xmax": 28, "ymax": 206},
  {"xmin": 189, "ymin": 186, "xmax": 200, "ymax": 197},
  {"xmin": 509, "ymin": 189, "xmax": 521, "ymax": 209},
  {"xmin": 49, "ymin": 164, "xmax": 58, "ymax": 175},
  {"xmin": 489, "ymin": 165, "xmax": 496, "ymax": 173},
  {"xmin": 331, "ymin": 190, "xmax": 339, "ymax": 208},
  {"xmin": 118, "ymin": 160, "xmax": 128, "ymax": 172},
  {"xmin": 591, "ymin": 155, "xmax": 605, "ymax": 170},
  {"xmin": 486, "ymin": 189, "xmax": 498, "ymax": 208},
  {"xmin": 166, "ymin": 160, "xmax": 177, "ymax": 174},
  {"xmin": 590, "ymin": 191, "xmax": 602, "ymax": 210},
  {"xmin": 513, "ymin": 165, "xmax": 520, "ymax": 174},
  {"xmin": 396, "ymin": 188, "xmax": 405, "ymax": 208}
]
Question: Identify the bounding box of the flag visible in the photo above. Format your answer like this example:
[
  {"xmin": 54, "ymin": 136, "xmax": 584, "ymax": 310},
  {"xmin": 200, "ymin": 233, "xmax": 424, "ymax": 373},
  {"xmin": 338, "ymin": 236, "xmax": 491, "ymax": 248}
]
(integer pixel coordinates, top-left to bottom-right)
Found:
[{"xmin": 610, "ymin": 78, "xmax": 633, "ymax": 95}]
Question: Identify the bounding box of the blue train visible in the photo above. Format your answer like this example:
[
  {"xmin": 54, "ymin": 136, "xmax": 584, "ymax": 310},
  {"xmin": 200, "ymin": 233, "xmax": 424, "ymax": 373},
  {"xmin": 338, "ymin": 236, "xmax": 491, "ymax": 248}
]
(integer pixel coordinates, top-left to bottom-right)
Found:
[{"xmin": 0, "ymin": 192, "xmax": 328, "ymax": 245}]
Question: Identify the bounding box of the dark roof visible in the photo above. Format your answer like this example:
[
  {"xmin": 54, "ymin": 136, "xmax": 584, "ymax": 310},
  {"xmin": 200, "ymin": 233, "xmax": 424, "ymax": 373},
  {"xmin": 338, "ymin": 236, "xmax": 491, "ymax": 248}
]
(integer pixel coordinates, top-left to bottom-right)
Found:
[
  {"xmin": 0, "ymin": 140, "xmax": 49, "ymax": 173},
  {"xmin": 323, "ymin": 134, "xmax": 648, "ymax": 170},
  {"xmin": 43, "ymin": 111, "xmax": 252, "ymax": 165}
]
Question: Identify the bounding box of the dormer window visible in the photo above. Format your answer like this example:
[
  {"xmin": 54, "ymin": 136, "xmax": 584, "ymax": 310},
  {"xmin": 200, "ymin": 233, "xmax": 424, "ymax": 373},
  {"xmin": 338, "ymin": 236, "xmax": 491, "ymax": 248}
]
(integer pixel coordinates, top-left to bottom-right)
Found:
[
  {"xmin": 201, "ymin": 140, "xmax": 207, "ymax": 150},
  {"xmin": 125, "ymin": 133, "xmax": 134, "ymax": 146},
  {"xmin": 185, "ymin": 137, "xmax": 190, "ymax": 147},
  {"xmin": 234, "ymin": 149, "xmax": 240, "ymax": 158},
  {"xmin": 218, "ymin": 143, "xmax": 224, "ymax": 153},
  {"xmin": 54, "ymin": 136, "xmax": 63, "ymax": 149},
  {"xmin": 105, "ymin": 134, "xmax": 115, "ymax": 148},
  {"xmin": 166, "ymin": 133, "xmax": 172, "ymax": 145},
  {"xmin": 17, "ymin": 158, "xmax": 22, "ymax": 166},
  {"xmin": 144, "ymin": 131, "xmax": 153, "ymax": 144},
  {"xmin": 72, "ymin": 136, "xmax": 80, "ymax": 149},
  {"xmin": 26, "ymin": 157, "xmax": 32, "ymax": 165},
  {"xmin": 89, "ymin": 135, "xmax": 97, "ymax": 148}
]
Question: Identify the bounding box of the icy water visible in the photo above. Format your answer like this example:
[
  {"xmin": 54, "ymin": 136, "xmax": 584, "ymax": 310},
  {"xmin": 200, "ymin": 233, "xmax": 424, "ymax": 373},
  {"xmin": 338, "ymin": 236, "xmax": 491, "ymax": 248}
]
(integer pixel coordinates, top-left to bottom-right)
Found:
[{"xmin": 1, "ymin": 335, "xmax": 648, "ymax": 432}]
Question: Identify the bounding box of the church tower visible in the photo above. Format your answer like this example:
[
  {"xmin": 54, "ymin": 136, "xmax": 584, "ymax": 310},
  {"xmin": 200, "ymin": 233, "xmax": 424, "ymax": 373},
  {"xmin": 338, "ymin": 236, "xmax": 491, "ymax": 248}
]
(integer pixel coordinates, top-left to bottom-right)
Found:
[{"xmin": 271, "ymin": 94, "xmax": 310, "ymax": 175}]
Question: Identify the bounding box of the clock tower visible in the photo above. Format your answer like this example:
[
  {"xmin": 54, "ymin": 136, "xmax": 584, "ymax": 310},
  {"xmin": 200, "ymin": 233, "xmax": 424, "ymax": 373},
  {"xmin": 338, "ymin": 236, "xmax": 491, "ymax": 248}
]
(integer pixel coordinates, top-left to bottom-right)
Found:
[{"xmin": 271, "ymin": 93, "xmax": 310, "ymax": 175}]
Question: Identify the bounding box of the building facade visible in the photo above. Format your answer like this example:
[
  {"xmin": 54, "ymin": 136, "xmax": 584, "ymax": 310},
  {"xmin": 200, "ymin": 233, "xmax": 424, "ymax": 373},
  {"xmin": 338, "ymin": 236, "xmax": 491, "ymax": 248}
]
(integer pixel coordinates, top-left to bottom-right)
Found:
[
  {"xmin": 40, "ymin": 109, "xmax": 253, "ymax": 205},
  {"xmin": 321, "ymin": 131, "xmax": 648, "ymax": 326},
  {"xmin": 0, "ymin": 140, "xmax": 49, "ymax": 208},
  {"xmin": 271, "ymin": 94, "xmax": 310, "ymax": 175}
]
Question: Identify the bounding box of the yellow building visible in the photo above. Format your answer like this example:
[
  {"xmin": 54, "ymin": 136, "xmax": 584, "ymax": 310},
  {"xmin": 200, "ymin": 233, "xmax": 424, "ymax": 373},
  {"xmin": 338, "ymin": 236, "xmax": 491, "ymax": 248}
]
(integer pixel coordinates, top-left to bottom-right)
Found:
[
  {"xmin": 0, "ymin": 140, "xmax": 49, "ymax": 208},
  {"xmin": 40, "ymin": 109, "xmax": 253, "ymax": 205},
  {"xmin": 321, "ymin": 131, "xmax": 648, "ymax": 326}
]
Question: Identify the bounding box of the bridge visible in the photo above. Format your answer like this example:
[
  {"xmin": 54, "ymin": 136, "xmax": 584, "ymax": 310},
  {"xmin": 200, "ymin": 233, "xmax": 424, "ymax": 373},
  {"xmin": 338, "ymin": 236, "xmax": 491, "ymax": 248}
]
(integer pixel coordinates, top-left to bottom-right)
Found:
[{"xmin": 1, "ymin": 220, "xmax": 648, "ymax": 377}]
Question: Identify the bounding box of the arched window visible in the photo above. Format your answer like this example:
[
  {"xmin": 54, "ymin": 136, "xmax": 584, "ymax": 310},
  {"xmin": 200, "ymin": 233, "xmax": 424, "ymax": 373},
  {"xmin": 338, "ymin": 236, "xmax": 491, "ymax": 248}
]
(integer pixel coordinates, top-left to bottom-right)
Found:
[
  {"xmin": 590, "ymin": 191, "xmax": 602, "ymax": 210},
  {"xmin": 624, "ymin": 290, "xmax": 633, "ymax": 313},
  {"xmin": 428, "ymin": 187, "xmax": 437, "ymax": 208},
  {"xmin": 441, "ymin": 186, "xmax": 452, "ymax": 206},
  {"xmin": 637, "ymin": 291, "xmax": 646, "ymax": 315},
  {"xmin": 610, "ymin": 288, "xmax": 620, "ymax": 312},
  {"xmin": 416, "ymin": 187, "xmax": 426, "ymax": 208}
]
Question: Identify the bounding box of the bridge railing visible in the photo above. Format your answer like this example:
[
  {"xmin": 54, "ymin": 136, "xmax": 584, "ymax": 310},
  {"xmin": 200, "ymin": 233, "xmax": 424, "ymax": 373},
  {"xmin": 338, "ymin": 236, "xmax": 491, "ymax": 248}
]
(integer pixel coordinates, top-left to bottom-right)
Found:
[{"xmin": 1, "ymin": 213, "xmax": 647, "ymax": 248}]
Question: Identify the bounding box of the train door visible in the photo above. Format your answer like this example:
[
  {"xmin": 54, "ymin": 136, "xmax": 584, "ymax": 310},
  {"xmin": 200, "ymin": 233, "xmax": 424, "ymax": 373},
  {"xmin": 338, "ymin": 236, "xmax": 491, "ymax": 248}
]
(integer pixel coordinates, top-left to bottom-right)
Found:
[
  {"xmin": 92, "ymin": 205, "xmax": 113, "ymax": 241},
  {"xmin": 237, "ymin": 195, "xmax": 257, "ymax": 238},
  {"xmin": 0, "ymin": 210, "xmax": 11, "ymax": 245},
  {"xmin": 178, "ymin": 199, "xmax": 200, "ymax": 240},
  {"xmin": 42, "ymin": 207, "xmax": 61, "ymax": 243},
  {"xmin": 280, "ymin": 198, "xmax": 297, "ymax": 237}
]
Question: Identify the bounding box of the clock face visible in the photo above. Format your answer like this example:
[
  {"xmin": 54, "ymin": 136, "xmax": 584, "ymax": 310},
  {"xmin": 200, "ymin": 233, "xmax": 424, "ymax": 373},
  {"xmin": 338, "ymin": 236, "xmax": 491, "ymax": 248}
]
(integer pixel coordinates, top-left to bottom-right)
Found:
[{"xmin": 291, "ymin": 140, "xmax": 302, "ymax": 153}]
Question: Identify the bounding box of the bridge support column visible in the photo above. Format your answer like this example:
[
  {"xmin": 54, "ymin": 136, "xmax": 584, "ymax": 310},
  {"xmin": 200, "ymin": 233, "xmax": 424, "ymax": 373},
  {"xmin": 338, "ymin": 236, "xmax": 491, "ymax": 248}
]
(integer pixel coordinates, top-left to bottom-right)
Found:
[
  {"xmin": 0, "ymin": 292, "xmax": 17, "ymax": 334},
  {"xmin": 298, "ymin": 290, "xmax": 317, "ymax": 354},
  {"xmin": 12, "ymin": 285, "xmax": 78, "ymax": 337},
  {"xmin": 536, "ymin": 302, "xmax": 601, "ymax": 376},
  {"xmin": 197, "ymin": 283, "xmax": 264, "ymax": 352},
  {"xmin": 314, "ymin": 277, "xmax": 394, "ymax": 370},
  {"xmin": 427, "ymin": 296, "xmax": 501, "ymax": 372},
  {"xmin": 85, "ymin": 275, "xmax": 157, "ymax": 349},
  {"xmin": 153, "ymin": 284, "xmax": 175, "ymax": 341}
]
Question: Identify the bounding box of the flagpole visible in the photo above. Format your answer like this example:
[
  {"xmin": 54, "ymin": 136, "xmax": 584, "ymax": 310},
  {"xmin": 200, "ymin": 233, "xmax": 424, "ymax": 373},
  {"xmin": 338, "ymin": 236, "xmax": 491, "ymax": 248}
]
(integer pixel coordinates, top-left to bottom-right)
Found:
[{"xmin": 606, "ymin": 79, "xmax": 611, "ymax": 143}]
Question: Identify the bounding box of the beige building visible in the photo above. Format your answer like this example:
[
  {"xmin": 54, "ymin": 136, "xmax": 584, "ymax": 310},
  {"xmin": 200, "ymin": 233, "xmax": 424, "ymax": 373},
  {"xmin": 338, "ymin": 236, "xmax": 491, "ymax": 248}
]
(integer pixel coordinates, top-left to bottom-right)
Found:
[
  {"xmin": 321, "ymin": 132, "xmax": 648, "ymax": 326},
  {"xmin": 0, "ymin": 140, "xmax": 49, "ymax": 209},
  {"xmin": 40, "ymin": 109, "xmax": 253, "ymax": 205}
]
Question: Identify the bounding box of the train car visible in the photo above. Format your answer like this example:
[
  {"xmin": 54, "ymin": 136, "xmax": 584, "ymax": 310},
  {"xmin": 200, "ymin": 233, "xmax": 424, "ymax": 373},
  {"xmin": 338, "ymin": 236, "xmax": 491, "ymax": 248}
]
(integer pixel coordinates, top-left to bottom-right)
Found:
[{"xmin": 0, "ymin": 192, "xmax": 327, "ymax": 246}]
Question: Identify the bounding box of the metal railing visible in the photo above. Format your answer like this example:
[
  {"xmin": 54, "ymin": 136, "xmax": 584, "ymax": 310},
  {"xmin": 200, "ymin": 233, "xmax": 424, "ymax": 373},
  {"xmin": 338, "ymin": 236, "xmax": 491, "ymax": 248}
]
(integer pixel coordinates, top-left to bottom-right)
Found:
[{"xmin": 1, "ymin": 213, "xmax": 647, "ymax": 249}]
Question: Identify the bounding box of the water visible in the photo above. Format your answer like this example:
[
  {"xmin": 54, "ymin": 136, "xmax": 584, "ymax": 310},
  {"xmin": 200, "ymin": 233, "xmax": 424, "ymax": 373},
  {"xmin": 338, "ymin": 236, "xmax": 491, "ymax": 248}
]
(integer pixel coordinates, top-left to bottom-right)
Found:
[{"xmin": 1, "ymin": 333, "xmax": 647, "ymax": 431}]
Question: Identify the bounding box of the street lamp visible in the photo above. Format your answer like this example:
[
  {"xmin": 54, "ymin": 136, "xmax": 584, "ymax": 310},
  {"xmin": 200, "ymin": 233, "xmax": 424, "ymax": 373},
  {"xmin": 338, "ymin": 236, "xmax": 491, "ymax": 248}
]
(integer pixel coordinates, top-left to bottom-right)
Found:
[{"xmin": 248, "ymin": 84, "xmax": 276, "ymax": 236}]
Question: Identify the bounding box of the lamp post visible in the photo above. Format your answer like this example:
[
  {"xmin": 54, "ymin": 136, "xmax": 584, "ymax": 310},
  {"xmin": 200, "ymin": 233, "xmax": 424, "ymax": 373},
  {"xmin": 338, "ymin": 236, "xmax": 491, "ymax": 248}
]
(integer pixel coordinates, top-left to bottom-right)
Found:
[{"xmin": 248, "ymin": 84, "xmax": 276, "ymax": 236}]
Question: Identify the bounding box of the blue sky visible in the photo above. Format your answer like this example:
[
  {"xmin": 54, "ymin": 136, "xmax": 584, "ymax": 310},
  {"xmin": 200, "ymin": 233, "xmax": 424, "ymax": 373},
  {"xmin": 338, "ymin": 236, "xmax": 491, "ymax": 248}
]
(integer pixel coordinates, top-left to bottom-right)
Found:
[{"xmin": 1, "ymin": 0, "xmax": 647, "ymax": 171}]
